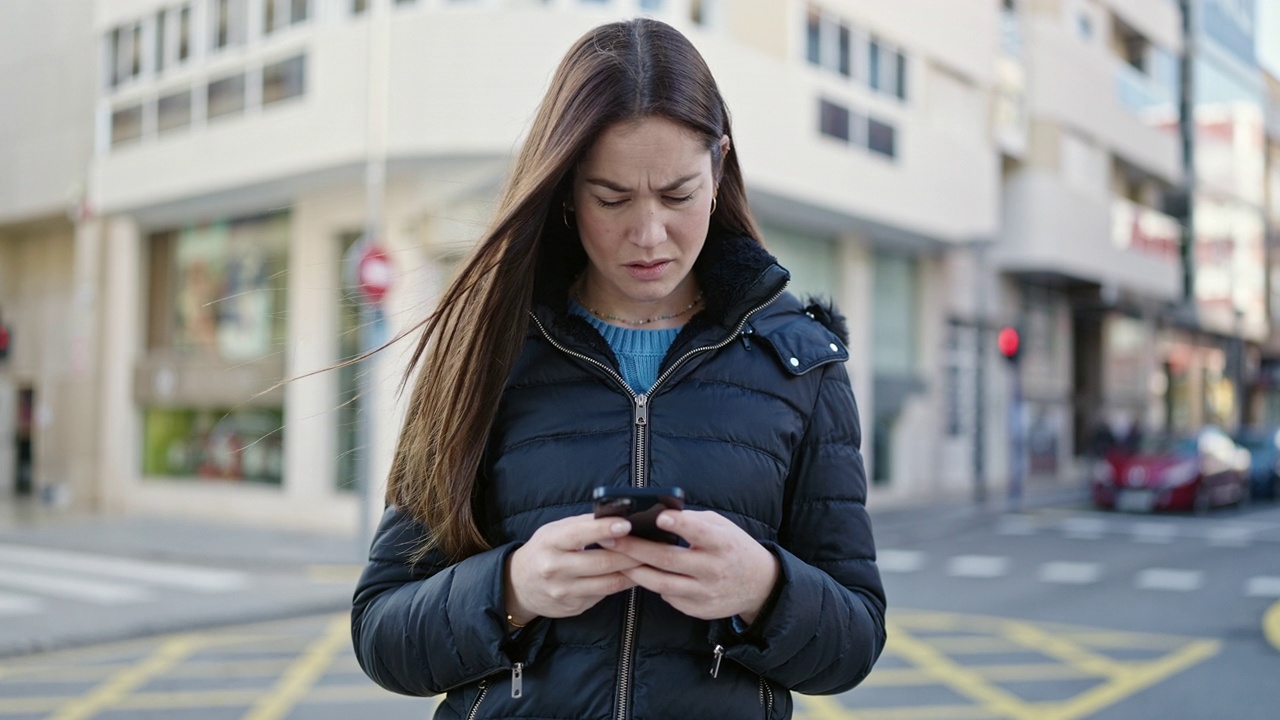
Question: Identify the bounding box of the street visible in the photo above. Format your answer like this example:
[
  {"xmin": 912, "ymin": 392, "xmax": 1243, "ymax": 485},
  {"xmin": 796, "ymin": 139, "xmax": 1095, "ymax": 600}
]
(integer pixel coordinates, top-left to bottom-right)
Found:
[{"xmin": 0, "ymin": 495, "xmax": 1277, "ymax": 719}]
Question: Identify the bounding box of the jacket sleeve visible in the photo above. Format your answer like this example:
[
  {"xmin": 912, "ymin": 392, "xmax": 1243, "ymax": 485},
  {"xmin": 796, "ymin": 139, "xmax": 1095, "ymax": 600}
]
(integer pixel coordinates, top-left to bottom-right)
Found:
[
  {"xmin": 350, "ymin": 506, "xmax": 541, "ymax": 696},
  {"xmin": 714, "ymin": 360, "xmax": 887, "ymax": 694}
]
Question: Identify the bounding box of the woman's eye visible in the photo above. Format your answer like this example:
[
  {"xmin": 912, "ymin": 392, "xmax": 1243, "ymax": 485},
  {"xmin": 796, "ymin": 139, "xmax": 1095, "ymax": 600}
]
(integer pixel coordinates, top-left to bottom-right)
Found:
[
  {"xmin": 666, "ymin": 194, "xmax": 695, "ymax": 205},
  {"xmin": 595, "ymin": 198, "xmax": 627, "ymax": 209}
]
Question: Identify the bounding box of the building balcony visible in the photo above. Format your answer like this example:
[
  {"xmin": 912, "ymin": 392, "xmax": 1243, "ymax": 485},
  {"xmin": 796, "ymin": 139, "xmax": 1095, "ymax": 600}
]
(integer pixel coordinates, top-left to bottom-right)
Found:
[
  {"xmin": 1023, "ymin": 17, "xmax": 1182, "ymax": 186},
  {"xmin": 995, "ymin": 170, "xmax": 1181, "ymax": 301}
]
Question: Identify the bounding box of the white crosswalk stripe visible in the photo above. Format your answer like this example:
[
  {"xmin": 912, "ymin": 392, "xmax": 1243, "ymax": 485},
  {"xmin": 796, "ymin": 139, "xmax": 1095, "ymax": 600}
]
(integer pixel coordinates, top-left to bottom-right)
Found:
[
  {"xmin": 947, "ymin": 555, "xmax": 1009, "ymax": 578},
  {"xmin": 0, "ymin": 544, "xmax": 247, "ymax": 592},
  {"xmin": 0, "ymin": 566, "xmax": 152, "ymax": 605},
  {"xmin": 1206, "ymin": 526, "xmax": 1253, "ymax": 548},
  {"xmin": 1135, "ymin": 569, "xmax": 1204, "ymax": 592},
  {"xmin": 1038, "ymin": 562, "xmax": 1102, "ymax": 585},
  {"xmin": 1244, "ymin": 577, "xmax": 1280, "ymax": 598},
  {"xmin": 877, "ymin": 550, "xmax": 925, "ymax": 573},
  {"xmin": 0, "ymin": 591, "xmax": 43, "ymax": 617},
  {"xmin": 1131, "ymin": 522, "xmax": 1178, "ymax": 544},
  {"xmin": 1062, "ymin": 517, "xmax": 1107, "ymax": 540}
]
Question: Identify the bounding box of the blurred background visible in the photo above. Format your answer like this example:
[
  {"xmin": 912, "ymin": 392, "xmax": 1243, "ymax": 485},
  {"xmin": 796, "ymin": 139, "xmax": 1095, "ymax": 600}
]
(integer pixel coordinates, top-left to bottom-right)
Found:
[{"xmin": 1, "ymin": 1, "xmax": 1279, "ymax": 719}]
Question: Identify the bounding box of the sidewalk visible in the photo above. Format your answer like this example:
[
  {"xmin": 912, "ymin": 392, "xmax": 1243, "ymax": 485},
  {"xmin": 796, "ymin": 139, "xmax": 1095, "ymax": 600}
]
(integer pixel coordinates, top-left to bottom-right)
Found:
[{"xmin": 0, "ymin": 502, "xmax": 368, "ymax": 658}]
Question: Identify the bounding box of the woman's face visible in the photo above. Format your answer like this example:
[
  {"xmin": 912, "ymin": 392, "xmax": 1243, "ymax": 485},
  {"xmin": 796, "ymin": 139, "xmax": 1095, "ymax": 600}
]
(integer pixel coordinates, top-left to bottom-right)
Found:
[{"xmin": 571, "ymin": 116, "xmax": 727, "ymax": 316}]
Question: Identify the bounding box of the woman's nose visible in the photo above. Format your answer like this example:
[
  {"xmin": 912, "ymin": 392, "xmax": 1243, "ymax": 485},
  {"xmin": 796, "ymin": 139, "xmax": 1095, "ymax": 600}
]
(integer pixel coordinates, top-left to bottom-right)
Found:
[{"xmin": 630, "ymin": 205, "xmax": 666, "ymax": 248}]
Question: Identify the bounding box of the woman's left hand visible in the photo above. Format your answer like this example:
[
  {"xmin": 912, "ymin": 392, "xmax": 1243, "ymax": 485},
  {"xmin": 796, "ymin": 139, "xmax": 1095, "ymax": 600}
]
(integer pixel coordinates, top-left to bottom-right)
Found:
[{"xmin": 610, "ymin": 510, "xmax": 780, "ymax": 624}]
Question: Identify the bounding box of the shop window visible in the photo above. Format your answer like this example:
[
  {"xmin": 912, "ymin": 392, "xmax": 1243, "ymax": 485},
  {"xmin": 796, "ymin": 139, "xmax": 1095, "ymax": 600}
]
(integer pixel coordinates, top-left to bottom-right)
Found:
[
  {"xmin": 158, "ymin": 90, "xmax": 192, "ymax": 134},
  {"xmin": 263, "ymin": 55, "xmax": 306, "ymax": 105},
  {"xmin": 143, "ymin": 407, "xmax": 284, "ymax": 485},
  {"xmin": 149, "ymin": 214, "xmax": 290, "ymax": 361},
  {"xmin": 207, "ymin": 73, "xmax": 246, "ymax": 120},
  {"xmin": 111, "ymin": 104, "xmax": 143, "ymax": 146}
]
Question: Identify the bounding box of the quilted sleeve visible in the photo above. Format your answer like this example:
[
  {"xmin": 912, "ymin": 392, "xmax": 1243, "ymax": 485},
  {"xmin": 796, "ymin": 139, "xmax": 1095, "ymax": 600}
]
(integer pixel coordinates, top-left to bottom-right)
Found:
[
  {"xmin": 714, "ymin": 360, "xmax": 887, "ymax": 694},
  {"xmin": 350, "ymin": 506, "xmax": 544, "ymax": 696}
]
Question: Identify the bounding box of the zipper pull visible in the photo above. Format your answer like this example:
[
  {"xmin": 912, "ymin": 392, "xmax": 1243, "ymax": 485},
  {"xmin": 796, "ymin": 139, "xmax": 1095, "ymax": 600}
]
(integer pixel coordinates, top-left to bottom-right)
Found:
[
  {"xmin": 634, "ymin": 394, "xmax": 649, "ymax": 427},
  {"xmin": 511, "ymin": 662, "xmax": 523, "ymax": 699},
  {"xmin": 710, "ymin": 644, "xmax": 725, "ymax": 678},
  {"xmin": 740, "ymin": 326, "xmax": 754, "ymax": 350}
]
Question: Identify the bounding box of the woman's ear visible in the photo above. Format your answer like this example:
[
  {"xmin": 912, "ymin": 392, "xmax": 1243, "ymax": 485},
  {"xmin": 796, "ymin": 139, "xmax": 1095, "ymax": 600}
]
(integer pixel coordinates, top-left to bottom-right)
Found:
[{"xmin": 716, "ymin": 134, "xmax": 731, "ymax": 181}]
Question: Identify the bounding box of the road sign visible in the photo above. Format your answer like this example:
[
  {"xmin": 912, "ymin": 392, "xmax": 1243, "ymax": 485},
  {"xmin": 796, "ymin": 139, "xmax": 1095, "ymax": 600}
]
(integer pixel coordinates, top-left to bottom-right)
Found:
[{"xmin": 356, "ymin": 244, "xmax": 393, "ymax": 304}]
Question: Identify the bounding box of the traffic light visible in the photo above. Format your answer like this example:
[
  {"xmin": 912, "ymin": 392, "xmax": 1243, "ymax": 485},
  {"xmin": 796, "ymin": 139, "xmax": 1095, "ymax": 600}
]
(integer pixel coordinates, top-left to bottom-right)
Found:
[{"xmin": 997, "ymin": 325, "xmax": 1020, "ymax": 363}]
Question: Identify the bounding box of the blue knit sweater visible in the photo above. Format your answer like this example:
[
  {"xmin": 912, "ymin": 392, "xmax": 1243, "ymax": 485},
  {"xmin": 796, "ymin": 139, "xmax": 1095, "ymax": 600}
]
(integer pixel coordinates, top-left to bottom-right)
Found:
[{"xmin": 570, "ymin": 300, "xmax": 680, "ymax": 394}]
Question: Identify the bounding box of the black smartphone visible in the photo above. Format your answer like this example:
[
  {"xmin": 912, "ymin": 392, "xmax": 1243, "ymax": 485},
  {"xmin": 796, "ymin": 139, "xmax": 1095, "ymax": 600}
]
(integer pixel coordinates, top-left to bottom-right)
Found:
[{"xmin": 592, "ymin": 486, "xmax": 685, "ymax": 545}]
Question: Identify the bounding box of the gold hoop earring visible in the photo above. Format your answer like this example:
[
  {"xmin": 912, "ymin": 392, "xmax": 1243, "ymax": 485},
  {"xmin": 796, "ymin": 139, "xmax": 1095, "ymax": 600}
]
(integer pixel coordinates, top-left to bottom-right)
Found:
[
  {"xmin": 562, "ymin": 203, "xmax": 573, "ymax": 229},
  {"xmin": 710, "ymin": 195, "xmax": 718, "ymax": 215}
]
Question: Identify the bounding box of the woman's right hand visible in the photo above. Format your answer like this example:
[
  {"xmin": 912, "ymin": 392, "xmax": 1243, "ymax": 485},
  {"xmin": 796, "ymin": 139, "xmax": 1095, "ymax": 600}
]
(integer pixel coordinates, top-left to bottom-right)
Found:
[{"xmin": 505, "ymin": 514, "xmax": 641, "ymax": 625}]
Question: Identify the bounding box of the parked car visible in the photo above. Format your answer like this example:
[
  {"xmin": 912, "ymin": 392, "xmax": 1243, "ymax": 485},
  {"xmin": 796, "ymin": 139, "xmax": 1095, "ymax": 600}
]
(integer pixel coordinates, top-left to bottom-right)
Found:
[
  {"xmin": 1091, "ymin": 426, "xmax": 1251, "ymax": 513},
  {"xmin": 1232, "ymin": 426, "xmax": 1280, "ymax": 501}
]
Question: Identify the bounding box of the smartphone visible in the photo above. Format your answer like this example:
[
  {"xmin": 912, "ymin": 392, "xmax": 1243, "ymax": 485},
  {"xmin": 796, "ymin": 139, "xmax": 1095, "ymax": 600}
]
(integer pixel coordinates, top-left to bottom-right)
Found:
[{"xmin": 592, "ymin": 486, "xmax": 685, "ymax": 545}]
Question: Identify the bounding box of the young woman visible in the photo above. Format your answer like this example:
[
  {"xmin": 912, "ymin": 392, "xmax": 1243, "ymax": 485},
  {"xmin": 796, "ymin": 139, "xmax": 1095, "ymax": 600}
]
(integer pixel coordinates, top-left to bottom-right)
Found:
[{"xmin": 352, "ymin": 18, "xmax": 885, "ymax": 719}]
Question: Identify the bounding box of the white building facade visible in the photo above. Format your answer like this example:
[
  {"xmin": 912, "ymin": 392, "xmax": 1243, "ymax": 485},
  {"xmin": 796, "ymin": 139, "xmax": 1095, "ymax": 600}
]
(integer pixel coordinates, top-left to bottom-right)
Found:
[{"xmin": 11, "ymin": 0, "xmax": 1009, "ymax": 531}]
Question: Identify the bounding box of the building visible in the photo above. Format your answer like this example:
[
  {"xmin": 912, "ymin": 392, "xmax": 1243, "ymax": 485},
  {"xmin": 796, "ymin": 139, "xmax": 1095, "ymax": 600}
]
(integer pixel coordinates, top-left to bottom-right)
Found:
[
  {"xmin": 64, "ymin": 0, "xmax": 1009, "ymax": 531},
  {"xmin": 0, "ymin": 0, "xmax": 99, "ymax": 508}
]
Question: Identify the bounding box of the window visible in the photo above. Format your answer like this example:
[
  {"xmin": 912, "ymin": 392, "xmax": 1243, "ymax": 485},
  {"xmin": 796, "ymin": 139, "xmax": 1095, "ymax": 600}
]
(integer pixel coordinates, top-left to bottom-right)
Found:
[
  {"xmin": 805, "ymin": 8, "xmax": 821, "ymax": 65},
  {"xmin": 143, "ymin": 407, "xmax": 284, "ymax": 485},
  {"xmin": 107, "ymin": 23, "xmax": 143, "ymax": 88},
  {"xmin": 111, "ymin": 105, "xmax": 143, "ymax": 146},
  {"xmin": 352, "ymin": 0, "xmax": 369, "ymax": 12},
  {"xmin": 819, "ymin": 99, "xmax": 851, "ymax": 142},
  {"xmin": 178, "ymin": 6, "xmax": 191, "ymax": 61},
  {"xmin": 894, "ymin": 51, "xmax": 908, "ymax": 99},
  {"xmin": 158, "ymin": 90, "xmax": 192, "ymax": 133},
  {"xmin": 868, "ymin": 38, "xmax": 881, "ymax": 91},
  {"xmin": 690, "ymin": 0, "xmax": 707, "ymax": 25},
  {"xmin": 262, "ymin": 55, "xmax": 306, "ymax": 105},
  {"xmin": 207, "ymin": 73, "xmax": 246, "ymax": 119},
  {"xmin": 212, "ymin": 0, "xmax": 246, "ymax": 50},
  {"xmin": 155, "ymin": 11, "xmax": 166, "ymax": 73},
  {"xmin": 640, "ymin": 0, "xmax": 663, "ymax": 10},
  {"xmin": 265, "ymin": 0, "xmax": 309, "ymax": 34},
  {"xmin": 867, "ymin": 117, "xmax": 896, "ymax": 158},
  {"xmin": 837, "ymin": 24, "xmax": 851, "ymax": 77}
]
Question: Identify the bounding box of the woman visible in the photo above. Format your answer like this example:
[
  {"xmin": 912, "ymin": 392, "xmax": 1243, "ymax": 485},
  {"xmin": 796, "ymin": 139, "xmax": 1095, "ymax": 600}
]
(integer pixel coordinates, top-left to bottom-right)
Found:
[{"xmin": 352, "ymin": 18, "xmax": 885, "ymax": 719}]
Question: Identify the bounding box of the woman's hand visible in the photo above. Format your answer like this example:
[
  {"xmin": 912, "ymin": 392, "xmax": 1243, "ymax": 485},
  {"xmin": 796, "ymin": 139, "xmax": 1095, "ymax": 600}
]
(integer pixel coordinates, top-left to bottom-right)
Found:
[
  {"xmin": 505, "ymin": 514, "xmax": 643, "ymax": 626},
  {"xmin": 610, "ymin": 510, "xmax": 780, "ymax": 624}
]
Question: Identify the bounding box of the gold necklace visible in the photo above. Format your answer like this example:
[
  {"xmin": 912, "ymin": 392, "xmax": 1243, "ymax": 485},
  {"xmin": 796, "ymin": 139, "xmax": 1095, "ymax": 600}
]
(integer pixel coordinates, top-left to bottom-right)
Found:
[{"xmin": 573, "ymin": 287, "xmax": 703, "ymax": 327}]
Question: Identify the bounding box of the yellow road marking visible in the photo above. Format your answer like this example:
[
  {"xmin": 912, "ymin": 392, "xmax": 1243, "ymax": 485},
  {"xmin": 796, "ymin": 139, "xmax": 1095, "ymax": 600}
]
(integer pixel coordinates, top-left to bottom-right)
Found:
[
  {"xmin": 828, "ymin": 705, "xmax": 1002, "ymax": 720},
  {"xmin": 861, "ymin": 663, "xmax": 1099, "ymax": 687},
  {"xmin": 917, "ymin": 637, "xmax": 1029, "ymax": 655},
  {"xmin": 1036, "ymin": 639, "xmax": 1220, "ymax": 720},
  {"xmin": 884, "ymin": 620, "xmax": 1042, "ymax": 720},
  {"xmin": 45, "ymin": 634, "xmax": 201, "ymax": 720},
  {"xmin": 307, "ymin": 564, "xmax": 364, "ymax": 584},
  {"xmin": 799, "ymin": 693, "xmax": 863, "ymax": 720},
  {"xmin": 1055, "ymin": 631, "xmax": 1192, "ymax": 650},
  {"xmin": 1000, "ymin": 620, "xmax": 1126, "ymax": 677},
  {"xmin": 241, "ymin": 613, "xmax": 350, "ymax": 720},
  {"xmin": 1265, "ymin": 600, "xmax": 1280, "ymax": 653}
]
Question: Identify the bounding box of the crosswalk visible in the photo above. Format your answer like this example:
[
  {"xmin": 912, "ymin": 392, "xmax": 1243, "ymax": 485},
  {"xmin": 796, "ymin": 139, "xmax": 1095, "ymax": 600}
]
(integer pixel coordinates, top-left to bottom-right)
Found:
[
  {"xmin": 996, "ymin": 512, "xmax": 1280, "ymax": 547},
  {"xmin": 879, "ymin": 546, "xmax": 1279, "ymax": 598},
  {"xmin": 0, "ymin": 543, "xmax": 248, "ymax": 617}
]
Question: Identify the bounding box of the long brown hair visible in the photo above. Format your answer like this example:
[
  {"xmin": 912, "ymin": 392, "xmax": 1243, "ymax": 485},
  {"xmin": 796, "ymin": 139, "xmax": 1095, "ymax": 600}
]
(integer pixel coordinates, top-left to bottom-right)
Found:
[{"xmin": 389, "ymin": 18, "xmax": 762, "ymax": 560}]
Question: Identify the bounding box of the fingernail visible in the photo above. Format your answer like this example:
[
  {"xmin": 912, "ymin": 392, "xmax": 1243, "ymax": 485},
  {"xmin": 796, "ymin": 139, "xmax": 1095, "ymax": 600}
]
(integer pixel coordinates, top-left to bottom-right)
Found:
[
  {"xmin": 657, "ymin": 514, "xmax": 675, "ymax": 529},
  {"xmin": 611, "ymin": 521, "xmax": 629, "ymax": 534},
  {"xmin": 598, "ymin": 538, "xmax": 616, "ymax": 549}
]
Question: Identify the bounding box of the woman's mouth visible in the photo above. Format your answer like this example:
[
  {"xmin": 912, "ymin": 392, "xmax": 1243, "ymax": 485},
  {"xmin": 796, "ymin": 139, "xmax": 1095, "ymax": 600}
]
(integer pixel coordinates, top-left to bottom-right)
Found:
[{"xmin": 626, "ymin": 260, "xmax": 671, "ymax": 281}]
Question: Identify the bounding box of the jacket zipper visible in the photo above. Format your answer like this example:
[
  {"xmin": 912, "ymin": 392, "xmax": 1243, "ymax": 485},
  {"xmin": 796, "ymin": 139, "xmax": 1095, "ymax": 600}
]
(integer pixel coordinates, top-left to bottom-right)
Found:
[
  {"xmin": 759, "ymin": 676, "xmax": 774, "ymax": 718},
  {"xmin": 465, "ymin": 680, "xmax": 490, "ymax": 720},
  {"xmin": 529, "ymin": 282, "xmax": 787, "ymax": 720}
]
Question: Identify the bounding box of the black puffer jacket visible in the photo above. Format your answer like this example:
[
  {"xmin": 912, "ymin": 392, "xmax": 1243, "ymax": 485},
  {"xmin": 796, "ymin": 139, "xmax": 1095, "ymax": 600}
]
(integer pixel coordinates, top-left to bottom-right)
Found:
[{"xmin": 352, "ymin": 233, "xmax": 886, "ymax": 719}]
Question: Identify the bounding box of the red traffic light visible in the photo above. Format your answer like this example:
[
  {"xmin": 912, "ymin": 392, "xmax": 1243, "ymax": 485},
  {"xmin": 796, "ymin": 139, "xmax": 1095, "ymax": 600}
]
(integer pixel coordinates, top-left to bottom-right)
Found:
[{"xmin": 997, "ymin": 325, "xmax": 1020, "ymax": 361}]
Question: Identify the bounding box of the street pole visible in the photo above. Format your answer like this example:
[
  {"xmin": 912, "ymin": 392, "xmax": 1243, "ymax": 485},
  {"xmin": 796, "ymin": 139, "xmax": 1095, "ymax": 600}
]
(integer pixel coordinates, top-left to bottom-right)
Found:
[
  {"xmin": 1007, "ymin": 357, "xmax": 1024, "ymax": 511},
  {"xmin": 356, "ymin": 0, "xmax": 391, "ymax": 555},
  {"xmin": 974, "ymin": 240, "xmax": 989, "ymax": 506}
]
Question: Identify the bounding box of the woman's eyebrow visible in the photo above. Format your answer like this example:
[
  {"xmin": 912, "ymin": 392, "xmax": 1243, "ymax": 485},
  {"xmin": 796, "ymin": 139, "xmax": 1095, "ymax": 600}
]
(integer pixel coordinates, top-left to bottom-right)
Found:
[{"xmin": 584, "ymin": 173, "xmax": 701, "ymax": 193}]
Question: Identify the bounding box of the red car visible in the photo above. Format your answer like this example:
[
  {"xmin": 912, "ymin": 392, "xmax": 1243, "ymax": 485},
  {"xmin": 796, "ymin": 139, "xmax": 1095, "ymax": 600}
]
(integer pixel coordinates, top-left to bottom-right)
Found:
[{"xmin": 1091, "ymin": 426, "xmax": 1251, "ymax": 513}]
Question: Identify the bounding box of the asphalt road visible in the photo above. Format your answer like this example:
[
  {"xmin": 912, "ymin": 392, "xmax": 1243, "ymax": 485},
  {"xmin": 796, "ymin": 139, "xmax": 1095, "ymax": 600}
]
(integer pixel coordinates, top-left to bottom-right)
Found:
[{"xmin": 1, "ymin": 496, "xmax": 1277, "ymax": 719}]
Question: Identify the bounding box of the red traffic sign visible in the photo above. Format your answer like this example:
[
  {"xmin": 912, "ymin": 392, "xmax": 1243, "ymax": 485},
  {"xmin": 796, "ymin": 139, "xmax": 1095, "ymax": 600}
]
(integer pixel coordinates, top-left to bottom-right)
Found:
[{"xmin": 356, "ymin": 245, "xmax": 393, "ymax": 304}]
